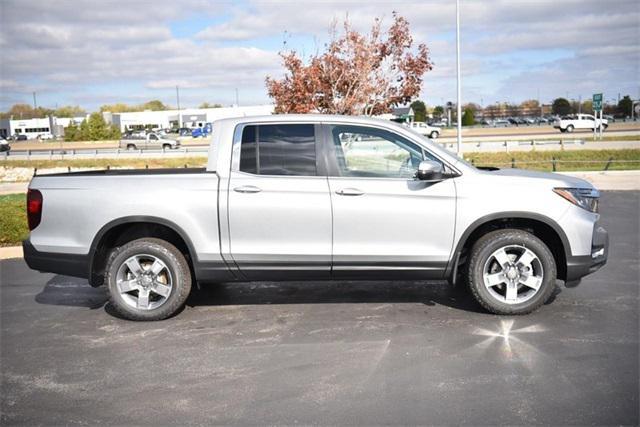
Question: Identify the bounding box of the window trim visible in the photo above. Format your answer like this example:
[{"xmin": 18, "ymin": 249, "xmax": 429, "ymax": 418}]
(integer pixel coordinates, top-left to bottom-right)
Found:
[
  {"xmin": 321, "ymin": 123, "xmax": 460, "ymax": 180},
  {"xmin": 231, "ymin": 122, "xmax": 324, "ymax": 177}
]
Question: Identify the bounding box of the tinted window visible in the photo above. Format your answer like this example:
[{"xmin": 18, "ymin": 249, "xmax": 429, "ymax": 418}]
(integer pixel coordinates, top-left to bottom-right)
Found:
[
  {"xmin": 240, "ymin": 124, "xmax": 317, "ymax": 176},
  {"xmin": 240, "ymin": 125, "xmax": 257, "ymax": 174}
]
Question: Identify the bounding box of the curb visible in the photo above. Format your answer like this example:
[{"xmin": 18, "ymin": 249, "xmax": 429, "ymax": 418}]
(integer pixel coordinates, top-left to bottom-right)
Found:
[{"xmin": 0, "ymin": 246, "xmax": 23, "ymax": 260}]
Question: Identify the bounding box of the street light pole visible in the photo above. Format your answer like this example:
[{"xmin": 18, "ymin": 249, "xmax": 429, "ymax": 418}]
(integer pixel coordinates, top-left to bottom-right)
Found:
[
  {"xmin": 176, "ymin": 85, "xmax": 181, "ymax": 128},
  {"xmin": 455, "ymin": 0, "xmax": 462, "ymax": 156}
]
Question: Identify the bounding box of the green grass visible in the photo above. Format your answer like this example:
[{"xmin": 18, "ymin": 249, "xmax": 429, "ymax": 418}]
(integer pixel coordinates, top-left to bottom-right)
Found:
[
  {"xmin": 464, "ymin": 149, "xmax": 640, "ymax": 171},
  {"xmin": 1, "ymin": 157, "xmax": 207, "ymax": 170},
  {"xmin": 0, "ymin": 194, "xmax": 28, "ymax": 247}
]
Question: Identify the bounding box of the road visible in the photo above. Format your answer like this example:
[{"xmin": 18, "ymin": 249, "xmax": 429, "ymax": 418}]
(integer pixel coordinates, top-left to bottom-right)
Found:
[
  {"xmin": 4, "ymin": 122, "xmax": 640, "ymax": 151},
  {"xmin": 1, "ymin": 192, "xmax": 638, "ymax": 425}
]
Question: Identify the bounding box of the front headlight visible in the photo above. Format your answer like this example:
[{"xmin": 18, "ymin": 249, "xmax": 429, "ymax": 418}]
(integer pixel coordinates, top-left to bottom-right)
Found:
[{"xmin": 553, "ymin": 187, "xmax": 599, "ymax": 213}]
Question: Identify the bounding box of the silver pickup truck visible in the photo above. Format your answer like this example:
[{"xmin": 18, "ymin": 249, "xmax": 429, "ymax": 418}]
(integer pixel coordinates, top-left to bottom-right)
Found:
[{"xmin": 23, "ymin": 115, "xmax": 608, "ymax": 320}]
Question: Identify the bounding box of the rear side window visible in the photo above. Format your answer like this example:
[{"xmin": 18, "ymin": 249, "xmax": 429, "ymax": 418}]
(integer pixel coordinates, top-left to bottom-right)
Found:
[{"xmin": 239, "ymin": 124, "xmax": 317, "ymax": 176}]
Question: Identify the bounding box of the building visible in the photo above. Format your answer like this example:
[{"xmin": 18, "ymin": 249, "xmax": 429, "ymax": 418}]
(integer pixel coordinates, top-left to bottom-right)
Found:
[
  {"xmin": 109, "ymin": 105, "xmax": 274, "ymax": 132},
  {"xmin": 0, "ymin": 116, "xmax": 86, "ymax": 139},
  {"xmin": 375, "ymin": 106, "xmax": 415, "ymax": 123}
]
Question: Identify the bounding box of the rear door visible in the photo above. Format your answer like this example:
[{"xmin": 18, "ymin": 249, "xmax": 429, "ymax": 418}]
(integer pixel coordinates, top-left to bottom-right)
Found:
[
  {"xmin": 227, "ymin": 123, "xmax": 332, "ymax": 279},
  {"xmin": 324, "ymin": 124, "xmax": 457, "ymax": 279}
]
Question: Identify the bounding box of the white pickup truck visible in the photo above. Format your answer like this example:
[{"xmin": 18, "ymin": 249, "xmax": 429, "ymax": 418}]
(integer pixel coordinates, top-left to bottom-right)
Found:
[
  {"xmin": 23, "ymin": 114, "xmax": 608, "ymax": 320},
  {"xmin": 119, "ymin": 132, "xmax": 181, "ymax": 150},
  {"xmin": 405, "ymin": 121, "xmax": 441, "ymax": 138},
  {"xmin": 554, "ymin": 114, "xmax": 608, "ymax": 133}
]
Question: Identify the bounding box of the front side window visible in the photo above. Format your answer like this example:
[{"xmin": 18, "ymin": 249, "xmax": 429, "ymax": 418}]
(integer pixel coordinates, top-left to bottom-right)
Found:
[
  {"xmin": 239, "ymin": 124, "xmax": 317, "ymax": 176},
  {"xmin": 330, "ymin": 125, "xmax": 438, "ymax": 178}
]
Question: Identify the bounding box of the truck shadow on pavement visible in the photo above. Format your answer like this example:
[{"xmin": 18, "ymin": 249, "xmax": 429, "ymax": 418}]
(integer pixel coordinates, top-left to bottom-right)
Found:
[{"xmin": 34, "ymin": 275, "xmax": 562, "ymax": 317}]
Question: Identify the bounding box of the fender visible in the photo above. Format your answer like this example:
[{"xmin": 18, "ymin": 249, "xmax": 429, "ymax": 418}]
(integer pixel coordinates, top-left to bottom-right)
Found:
[
  {"xmin": 445, "ymin": 211, "xmax": 572, "ymax": 281},
  {"xmin": 88, "ymin": 215, "xmax": 236, "ymax": 284}
]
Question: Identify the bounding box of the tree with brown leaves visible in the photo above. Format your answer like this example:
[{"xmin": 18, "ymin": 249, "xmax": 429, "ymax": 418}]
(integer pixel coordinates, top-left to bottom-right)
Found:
[{"xmin": 266, "ymin": 12, "xmax": 432, "ymax": 116}]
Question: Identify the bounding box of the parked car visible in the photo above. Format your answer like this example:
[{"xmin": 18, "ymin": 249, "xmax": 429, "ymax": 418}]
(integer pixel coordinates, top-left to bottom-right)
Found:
[
  {"xmin": 12, "ymin": 134, "xmax": 28, "ymax": 141},
  {"xmin": 554, "ymin": 114, "xmax": 608, "ymax": 133},
  {"xmin": 492, "ymin": 119, "xmax": 510, "ymax": 127},
  {"xmin": 23, "ymin": 114, "xmax": 608, "ymax": 320},
  {"xmin": 37, "ymin": 133, "xmax": 54, "ymax": 140},
  {"xmin": 0, "ymin": 136, "xmax": 10, "ymax": 152},
  {"xmin": 405, "ymin": 121, "xmax": 441, "ymax": 139},
  {"xmin": 118, "ymin": 132, "xmax": 181, "ymax": 150},
  {"xmin": 191, "ymin": 123, "xmax": 213, "ymax": 138},
  {"xmin": 178, "ymin": 127, "xmax": 193, "ymax": 137}
]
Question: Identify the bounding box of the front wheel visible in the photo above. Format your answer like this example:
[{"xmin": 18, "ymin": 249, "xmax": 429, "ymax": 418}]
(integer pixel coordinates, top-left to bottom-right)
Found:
[
  {"xmin": 565, "ymin": 125, "xmax": 574, "ymax": 133},
  {"xmin": 429, "ymin": 131, "xmax": 439, "ymax": 139},
  {"xmin": 466, "ymin": 229, "xmax": 556, "ymax": 315},
  {"xmin": 105, "ymin": 238, "xmax": 192, "ymax": 321}
]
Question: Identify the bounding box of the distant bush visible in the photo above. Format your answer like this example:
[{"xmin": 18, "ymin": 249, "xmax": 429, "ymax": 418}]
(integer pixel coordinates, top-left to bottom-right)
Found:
[
  {"xmin": 462, "ymin": 108, "xmax": 475, "ymax": 126},
  {"xmin": 64, "ymin": 113, "xmax": 120, "ymax": 141}
]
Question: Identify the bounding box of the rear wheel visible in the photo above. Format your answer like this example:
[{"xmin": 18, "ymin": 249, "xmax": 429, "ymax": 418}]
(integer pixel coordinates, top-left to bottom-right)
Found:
[
  {"xmin": 429, "ymin": 131, "xmax": 439, "ymax": 139},
  {"xmin": 105, "ymin": 238, "xmax": 192, "ymax": 321},
  {"xmin": 126, "ymin": 144, "xmax": 137, "ymax": 150},
  {"xmin": 466, "ymin": 229, "xmax": 556, "ymax": 315},
  {"xmin": 565, "ymin": 125, "xmax": 574, "ymax": 133}
]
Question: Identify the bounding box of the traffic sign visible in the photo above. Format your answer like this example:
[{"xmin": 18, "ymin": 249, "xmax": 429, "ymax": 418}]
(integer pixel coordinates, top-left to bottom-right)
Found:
[{"xmin": 593, "ymin": 93, "xmax": 603, "ymax": 111}]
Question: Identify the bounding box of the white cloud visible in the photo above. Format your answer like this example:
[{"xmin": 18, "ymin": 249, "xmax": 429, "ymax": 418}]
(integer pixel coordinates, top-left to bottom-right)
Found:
[{"xmin": 0, "ymin": 0, "xmax": 638, "ymax": 110}]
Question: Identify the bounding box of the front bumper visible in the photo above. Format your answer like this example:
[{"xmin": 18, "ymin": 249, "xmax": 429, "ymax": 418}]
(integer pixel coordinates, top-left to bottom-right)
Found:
[
  {"xmin": 565, "ymin": 223, "xmax": 608, "ymax": 286},
  {"xmin": 22, "ymin": 239, "xmax": 89, "ymax": 279}
]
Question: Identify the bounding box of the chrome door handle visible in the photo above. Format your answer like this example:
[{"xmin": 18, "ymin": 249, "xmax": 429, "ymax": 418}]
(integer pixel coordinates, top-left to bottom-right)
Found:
[
  {"xmin": 336, "ymin": 188, "xmax": 364, "ymax": 196},
  {"xmin": 234, "ymin": 185, "xmax": 262, "ymax": 193}
]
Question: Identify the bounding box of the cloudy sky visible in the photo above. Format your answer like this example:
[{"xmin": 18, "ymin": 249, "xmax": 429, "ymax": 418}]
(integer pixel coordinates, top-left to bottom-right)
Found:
[{"xmin": 0, "ymin": 0, "xmax": 638, "ymax": 112}]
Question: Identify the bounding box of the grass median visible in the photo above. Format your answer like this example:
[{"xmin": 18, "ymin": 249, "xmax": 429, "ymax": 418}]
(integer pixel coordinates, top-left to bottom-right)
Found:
[
  {"xmin": 0, "ymin": 194, "xmax": 28, "ymax": 247},
  {"xmin": 464, "ymin": 149, "xmax": 640, "ymax": 171},
  {"xmin": 1, "ymin": 157, "xmax": 207, "ymax": 170}
]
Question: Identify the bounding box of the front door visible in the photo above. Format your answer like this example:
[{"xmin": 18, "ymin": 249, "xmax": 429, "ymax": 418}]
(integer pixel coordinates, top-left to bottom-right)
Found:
[
  {"xmin": 227, "ymin": 123, "xmax": 332, "ymax": 279},
  {"xmin": 325, "ymin": 124, "xmax": 457, "ymax": 279}
]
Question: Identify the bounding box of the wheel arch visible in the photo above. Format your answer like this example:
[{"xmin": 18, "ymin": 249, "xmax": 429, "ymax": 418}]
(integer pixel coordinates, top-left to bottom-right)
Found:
[
  {"xmin": 447, "ymin": 212, "xmax": 571, "ymax": 284},
  {"xmin": 88, "ymin": 216, "xmax": 198, "ymax": 287}
]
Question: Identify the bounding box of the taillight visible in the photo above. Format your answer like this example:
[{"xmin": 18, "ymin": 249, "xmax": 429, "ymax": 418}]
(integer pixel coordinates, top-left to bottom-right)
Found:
[{"xmin": 27, "ymin": 189, "xmax": 43, "ymax": 230}]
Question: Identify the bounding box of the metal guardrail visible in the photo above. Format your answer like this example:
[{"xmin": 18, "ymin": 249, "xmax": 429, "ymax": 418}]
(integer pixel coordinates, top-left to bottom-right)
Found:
[
  {"xmin": 1, "ymin": 146, "xmax": 209, "ymax": 160},
  {"xmin": 469, "ymin": 158, "xmax": 640, "ymax": 171},
  {"xmin": 438, "ymin": 139, "xmax": 587, "ymax": 152}
]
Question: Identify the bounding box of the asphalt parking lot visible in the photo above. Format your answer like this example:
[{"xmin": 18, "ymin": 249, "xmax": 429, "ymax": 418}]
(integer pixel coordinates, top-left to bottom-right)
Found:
[{"xmin": 1, "ymin": 191, "xmax": 638, "ymax": 425}]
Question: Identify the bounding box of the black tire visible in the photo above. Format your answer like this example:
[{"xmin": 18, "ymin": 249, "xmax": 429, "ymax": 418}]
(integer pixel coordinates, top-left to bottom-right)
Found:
[
  {"xmin": 105, "ymin": 238, "xmax": 192, "ymax": 321},
  {"xmin": 566, "ymin": 125, "xmax": 574, "ymax": 133},
  {"xmin": 429, "ymin": 131, "xmax": 439, "ymax": 139},
  {"xmin": 466, "ymin": 229, "xmax": 557, "ymax": 315},
  {"xmin": 127, "ymin": 144, "xmax": 136, "ymax": 150},
  {"xmin": 162, "ymin": 144, "xmax": 171, "ymax": 150}
]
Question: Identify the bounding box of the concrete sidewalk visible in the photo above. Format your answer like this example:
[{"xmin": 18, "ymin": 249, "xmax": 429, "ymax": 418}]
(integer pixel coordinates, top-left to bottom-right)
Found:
[
  {"xmin": 561, "ymin": 170, "xmax": 640, "ymax": 191},
  {"xmin": 0, "ymin": 182, "xmax": 28, "ymax": 195},
  {"xmin": 0, "ymin": 246, "xmax": 23, "ymax": 259}
]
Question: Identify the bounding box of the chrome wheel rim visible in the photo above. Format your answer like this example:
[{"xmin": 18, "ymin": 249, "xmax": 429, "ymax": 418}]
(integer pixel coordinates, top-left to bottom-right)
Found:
[
  {"xmin": 482, "ymin": 245, "xmax": 544, "ymax": 305},
  {"xmin": 116, "ymin": 254, "xmax": 173, "ymax": 310}
]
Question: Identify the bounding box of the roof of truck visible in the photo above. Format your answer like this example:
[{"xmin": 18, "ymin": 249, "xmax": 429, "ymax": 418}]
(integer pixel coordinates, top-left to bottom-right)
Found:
[{"xmin": 213, "ymin": 114, "xmax": 406, "ymax": 127}]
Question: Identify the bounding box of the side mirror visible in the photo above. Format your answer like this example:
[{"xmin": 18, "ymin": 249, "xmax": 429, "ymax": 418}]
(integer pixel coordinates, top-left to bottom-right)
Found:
[{"xmin": 416, "ymin": 160, "xmax": 445, "ymax": 181}]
